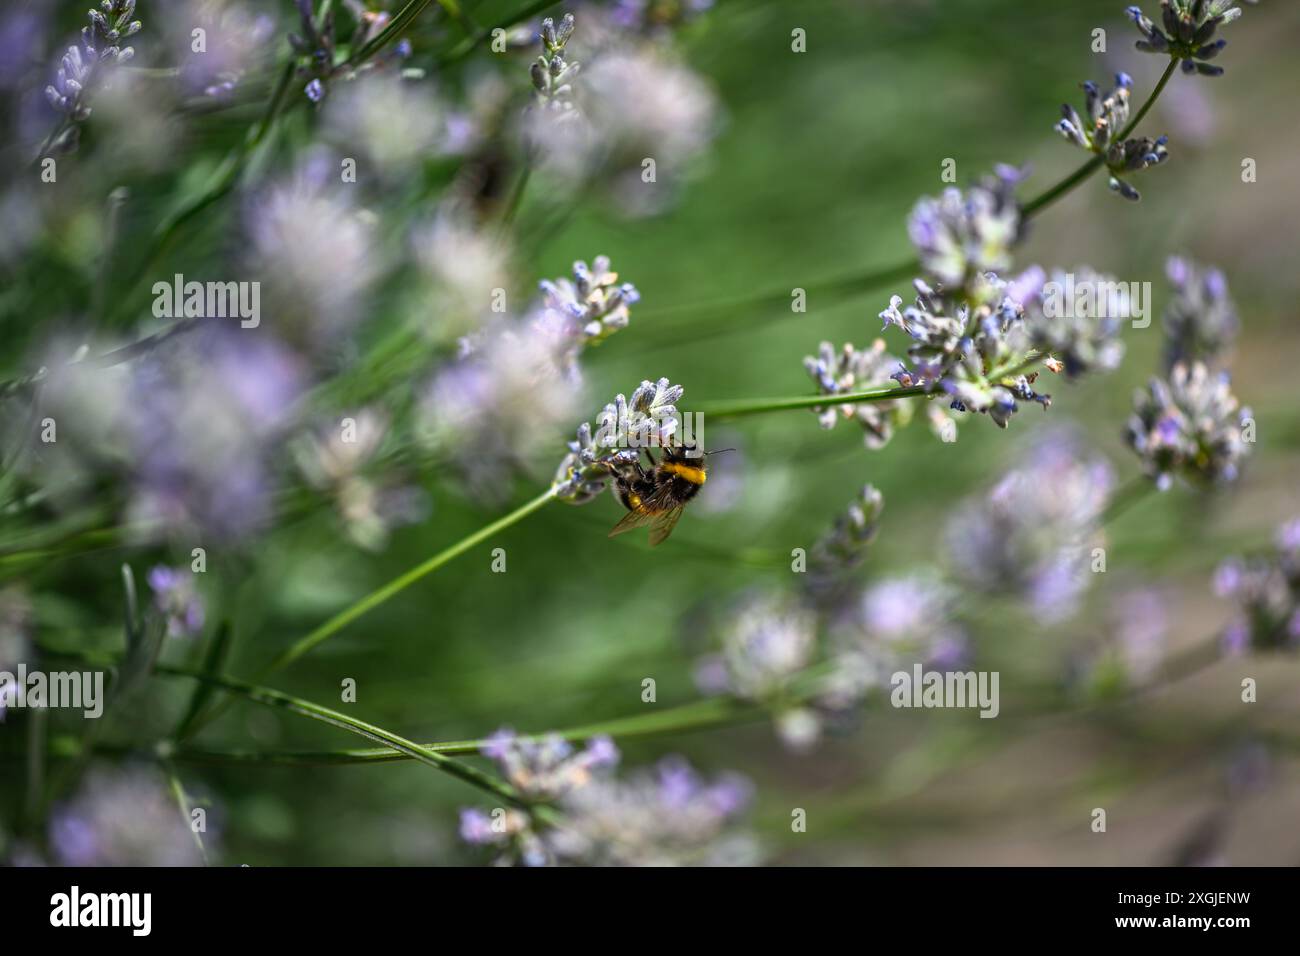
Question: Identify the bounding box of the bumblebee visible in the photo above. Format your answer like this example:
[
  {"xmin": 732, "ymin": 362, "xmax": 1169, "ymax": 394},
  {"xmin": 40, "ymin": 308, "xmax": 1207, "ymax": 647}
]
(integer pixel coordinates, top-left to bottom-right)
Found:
[{"xmin": 606, "ymin": 445, "xmax": 714, "ymax": 546}]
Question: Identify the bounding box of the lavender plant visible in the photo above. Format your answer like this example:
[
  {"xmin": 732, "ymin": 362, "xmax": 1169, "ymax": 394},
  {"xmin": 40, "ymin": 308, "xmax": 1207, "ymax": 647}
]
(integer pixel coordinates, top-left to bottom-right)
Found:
[{"xmin": 2, "ymin": 0, "xmax": 1291, "ymax": 871}]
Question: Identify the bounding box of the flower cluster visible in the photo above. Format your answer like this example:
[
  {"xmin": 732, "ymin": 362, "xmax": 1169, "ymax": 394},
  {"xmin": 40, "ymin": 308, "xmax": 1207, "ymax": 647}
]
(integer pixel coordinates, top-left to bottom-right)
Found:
[
  {"xmin": 944, "ymin": 430, "xmax": 1113, "ymax": 619},
  {"xmin": 1126, "ymin": 361, "xmax": 1251, "ymax": 490},
  {"xmin": 1214, "ymin": 518, "xmax": 1300, "ymax": 654},
  {"xmin": 552, "ymin": 378, "xmax": 684, "ymax": 503},
  {"xmin": 45, "ymin": 1, "xmax": 142, "ymax": 127},
  {"xmin": 907, "ymin": 166, "xmax": 1023, "ymax": 289},
  {"xmin": 459, "ymin": 730, "xmax": 618, "ymax": 866},
  {"xmin": 1126, "ymin": 1, "xmax": 1245, "ymax": 77},
  {"xmin": 1021, "ymin": 267, "xmax": 1128, "ymax": 378},
  {"xmin": 880, "ymin": 272, "xmax": 1051, "ymax": 428},
  {"xmin": 533, "ymin": 256, "xmax": 640, "ymax": 381},
  {"xmin": 802, "ymin": 339, "xmax": 911, "ymax": 448},
  {"xmin": 694, "ymin": 595, "xmax": 821, "ymax": 750},
  {"xmin": 530, "ymin": 14, "xmax": 579, "ymax": 114},
  {"xmin": 546, "ymin": 757, "xmax": 756, "ymax": 866},
  {"xmin": 147, "ymin": 566, "xmax": 204, "ymax": 639},
  {"xmin": 27, "ymin": 328, "xmax": 304, "ymax": 543},
  {"xmin": 49, "ymin": 766, "xmax": 208, "ymax": 866},
  {"xmin": 819, "ymin": 573, "xmax": 969, "ymax": 715},
  {"xmin": 481, "ymin": 729, "xmax": 620, "ymax": 801},
  {"xmin": 526, "ymin": 32, "xmax": 719, "ymax": 215},
  {"xmin": 1055, "ymin": 73, "xmax": 1169, "ymax": 201},
  {"xmin": 460, "ymin": 746, "xmax": 754, "ymax": 866},
  {"xmin": 292, "ymin": 409, "xmax": 426, "ymax": 551},
  {"xmin": 805, "ymin": 484, "xmax": 885, "ymax": 607},
  {"xmin": 1162, "ymin": 256, "xmax": 1238, "ymax": 372}
]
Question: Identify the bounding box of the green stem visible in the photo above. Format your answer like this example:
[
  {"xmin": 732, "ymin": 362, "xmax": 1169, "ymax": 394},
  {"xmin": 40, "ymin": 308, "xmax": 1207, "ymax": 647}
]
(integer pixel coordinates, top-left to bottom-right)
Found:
[
  {"xmin": 499, "ymin": 164, "xmax": 532, "ymax": 230},
  {"xmin": 1021, "ymin": 57, "xmax": 1177, "ymax": 218},
  {"xmin": 154, "ymin": 666, "xmax": 524, "ymax": 805},
  {"xmin": 68, "ymin": 697, "xmax": 759, "ymax": 768},
  {"xmin": 262, "ymin": 486, "xmax": 559, "ymax": 676},
  {"xmin": 182, "ymin": 486, "xmax": 560, "ymax": 738},
  {"xmin": 162, "ymin": 759, "xmax": 209, "ymax": 865},
  {"xmin": 697, "ymin": 383, "xmax": 928, "ymax": 419},
  {"xmin": 38, "ymin": 646, "xmax": 522, "ymax": 805},
  {"xmin": 1100, "ymin": 474, "xmax": 1154, "ymax": 526},
  {"xmin": 696, "ymin": 353, "xmax": 1045, "ymax": 420}
]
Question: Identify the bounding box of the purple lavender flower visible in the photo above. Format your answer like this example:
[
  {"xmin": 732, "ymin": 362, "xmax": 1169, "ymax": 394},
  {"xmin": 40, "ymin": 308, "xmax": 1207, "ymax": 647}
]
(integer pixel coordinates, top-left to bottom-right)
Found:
[
  {"xmin": 1162, "ymin": 256, "xmax": 1239, "ymax": 372},
  {"xmin": 26, "ymin": 327, "xmax": 305, "ymax": 543},
  {"xmin": 1021, "ymin": 267, "xmax": 1128, "ymax": 378},
  {"xmin": 49, "ymin": 765, "xmax": 207, "ymax": 866},
  {"xmin": 292, "ymin": 409, "xmax": 426, "ymax": 551},
  {"xmin": 1214, "ymin": 518, "xmax": 1300, "ymax": 654},
  {"xmin": 693, "ymin": 594, "xmax": 819, "ymax": 749},
  {"xmin": 944, "ymin": 429, "xmax": 1113, "ymax": 619},
  {"xmin": 1055, "ymin": 72, "xmax": 1170, "ymax": 201},
  {"xmin": 1126, "ymin": 2, "xmax": 1245, "ymax": 77},
  {"xmin": 907, "ymin": 167, "xmax": 1023, "ymax": 290},
  {"xmin": 548, "ymin": 757, "xmax": 758, "ymax": 866},
  {"xmin": 147, "ymin": 566, "xmax": 204, "ymax": 638},
  {"xmin": 1126, "ymin": 361, "xmax": 1251, "ymax": 490},
  {"xmin": 531, "ymin": 14, "xmax": 579, "ymax": 114},
  {"xmin": 533, "ymin": 256, "xmax": 640, "ymax": 381},
  {"xmin": 552, "ymin": 377, "xmax": 685, "ymax": 503},
  {"xmin": 803, "ymin": 339, "xmax": 911, "ymax": 448},
  {"xmin": 805, "ymin": 484, "xmax": 885, "ymax": 605},
  {"xmin": 478, "ymin": 728, "xmax": 620, "ymax": 801},
  {"xmin": 879, "ymin": 270, "xmax": 1051, "ymax": 428},
  {"xmin": 43, "ymin": 0, "xmax": 141, "ymax": 128}
]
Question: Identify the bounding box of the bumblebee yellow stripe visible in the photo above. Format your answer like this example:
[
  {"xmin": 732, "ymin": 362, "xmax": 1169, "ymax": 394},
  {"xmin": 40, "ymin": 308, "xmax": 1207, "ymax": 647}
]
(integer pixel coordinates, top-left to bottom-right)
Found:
[{"xmin": 662, "ymin": 462, "xmax": 707, "ymax": 485}]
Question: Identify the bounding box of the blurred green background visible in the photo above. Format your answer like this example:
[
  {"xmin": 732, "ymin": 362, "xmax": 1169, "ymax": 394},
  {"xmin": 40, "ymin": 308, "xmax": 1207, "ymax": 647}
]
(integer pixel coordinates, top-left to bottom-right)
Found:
[{"xmin": 3, "ymin": 0, "xmax": 1300, "ymax": 865}]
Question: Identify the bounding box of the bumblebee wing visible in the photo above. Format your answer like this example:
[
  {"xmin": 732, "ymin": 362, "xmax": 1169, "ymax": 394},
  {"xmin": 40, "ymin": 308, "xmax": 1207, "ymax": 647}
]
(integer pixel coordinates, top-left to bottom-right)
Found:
[
  {"xmin": 647, "ymin": 506, "xmax": 685, "ymax": 547},
  {"xmin": 608, "ymin": 507, "xmax": 659, "ymax": 538}
]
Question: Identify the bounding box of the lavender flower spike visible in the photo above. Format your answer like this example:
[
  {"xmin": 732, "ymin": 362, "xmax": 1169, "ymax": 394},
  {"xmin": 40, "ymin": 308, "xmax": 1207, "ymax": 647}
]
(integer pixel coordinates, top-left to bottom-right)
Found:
[
  {"xmin": 1126, "ymin": 1, "xmax": 1245, "ymax": 77},
  {"xmin": 1125, "ymin": 361, "xmax": 1251, "ymax": 490},
  {"xmin": 1055, "ymin": 72, "xmax": 1170, "ymax": 201}
]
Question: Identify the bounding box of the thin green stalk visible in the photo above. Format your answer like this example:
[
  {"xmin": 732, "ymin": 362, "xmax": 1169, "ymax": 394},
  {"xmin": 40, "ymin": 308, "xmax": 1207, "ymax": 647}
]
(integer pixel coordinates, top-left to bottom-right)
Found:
[
  {"xmin": 697, "ymin": 383, "xmax": 929, "ymax": 419},
  {"xmin": 264, "ymin": 486, "xmax": 558, "ymax": 675},
  {"xmin": 1021, "ymin": 57, "xmax": 1178, "ymax": 217},
  {"xmin": 500, "ymin": 164, "xmax": 532, "ymax": 230},
  {"xmin": 162, "ymin": 759, "xmax": 209, "ymax": 865},
  {"xmin": 1100, "ymin": 474, "xmax": 1154, "ymax": 526},
  {"xmin": 38, "ymin": 646, "xmax": 523, "ymax": 805},
  {"xmin": 156, "ymin": 665, "xmax": 524, "ymax": 805},
  {"xmin": 48, "ymin": 633, "xmax": 1232, "ymax": 773},
  {"xmin": 182, "ymin": 486, "xmax": 560, "ymax": 739},
  {"xmin": 697, "ymin": 353, "xmax": 1045, "ymax": 419},
  {"xmin": 95, "ymin": 697, "xmax": 757, "ymax": 768}
]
